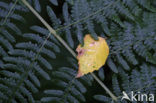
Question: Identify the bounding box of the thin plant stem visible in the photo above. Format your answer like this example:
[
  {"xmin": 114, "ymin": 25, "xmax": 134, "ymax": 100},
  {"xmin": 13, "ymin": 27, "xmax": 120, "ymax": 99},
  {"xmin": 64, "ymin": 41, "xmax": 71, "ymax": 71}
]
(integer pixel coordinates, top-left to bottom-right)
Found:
[
  {"xmin": 21, "ymin": 0, "xmax": 118, "ymax": 101},
  {"xmin": 1, "ymin": 0, "xmax": 18, "ymax": 26},
  {"xmin": 21, "ymin": 0, "xmax": 76, "ymax": 58},
  {"xmin": 8, "ymin": 32, "xmax": 51, "ymax": 103},
  {"xmin": 91, "ymin": 73, "xmax": 117, "ymax": 101},
  {"xmin": 56, "ymin": 0, "xmax": 119, "ymax": 32}
]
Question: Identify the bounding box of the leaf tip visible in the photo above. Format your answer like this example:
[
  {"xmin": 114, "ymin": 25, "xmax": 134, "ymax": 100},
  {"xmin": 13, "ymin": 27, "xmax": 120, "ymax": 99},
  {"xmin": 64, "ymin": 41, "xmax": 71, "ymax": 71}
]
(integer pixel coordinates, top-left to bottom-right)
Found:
[{"xmin": 75, "ymin": 70, "xmax": 83, "ymax": 78}]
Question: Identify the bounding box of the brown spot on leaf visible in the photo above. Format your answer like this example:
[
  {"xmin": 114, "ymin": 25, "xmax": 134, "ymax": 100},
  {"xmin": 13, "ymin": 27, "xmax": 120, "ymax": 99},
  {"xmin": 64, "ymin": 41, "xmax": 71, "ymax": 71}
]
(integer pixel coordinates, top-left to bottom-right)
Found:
[
  {"xmin": 75, "ymin": 69, "xmax": 83, "ymax": 78},
  {"xmin": 76, "ymin": 47, "xmax": 85, "ymax": 58}
]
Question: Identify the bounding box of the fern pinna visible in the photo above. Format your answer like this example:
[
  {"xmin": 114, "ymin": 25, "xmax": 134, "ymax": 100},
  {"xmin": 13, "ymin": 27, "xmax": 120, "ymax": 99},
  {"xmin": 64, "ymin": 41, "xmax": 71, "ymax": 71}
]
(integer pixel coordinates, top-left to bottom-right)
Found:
[{"xmin": 0, "ymin": 0, "xmax": 156, "ymax": 103}]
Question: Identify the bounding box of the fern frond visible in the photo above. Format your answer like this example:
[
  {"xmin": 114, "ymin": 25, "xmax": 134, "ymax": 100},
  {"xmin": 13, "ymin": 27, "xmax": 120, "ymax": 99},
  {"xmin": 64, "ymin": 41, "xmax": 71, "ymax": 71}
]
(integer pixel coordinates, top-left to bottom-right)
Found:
[
  {"xmin": 107, "ymin": 58, "xmax": 118, "ymax": 73},
  {"xmin": 63, "ymin": 3, "xmax": 74, "ymax": 48},
  {"xmin": 47, "ymin": 6, "xmax": 61, "ymax": 29},
  {"xmin": 41, "ymin": 66, "xmax": 92, "ymax": 103},
  {"xmin": 49, "ymin": 0, "xmax": 58, "ymax": 6},
  {"xmin": 94, "ymin": 64, "xmax": 156, "ymax": 102},
  {"xmin": 6, "ymin": 22, "xmax": 22, "ymax": 35},
  {"xmin": 0, "ymin": 36, "xmax": 13, "ymax": 50},
  {"xmin": 23, "ymin": 33, "xmax": 60, "ymax": 52},
  {"xmin": 1, "ymin": 0, "xmax": 156, "ymax": 102},
  {"xmin": 30, "ymin": 25, "xmax": 60, "ymax": 46}
]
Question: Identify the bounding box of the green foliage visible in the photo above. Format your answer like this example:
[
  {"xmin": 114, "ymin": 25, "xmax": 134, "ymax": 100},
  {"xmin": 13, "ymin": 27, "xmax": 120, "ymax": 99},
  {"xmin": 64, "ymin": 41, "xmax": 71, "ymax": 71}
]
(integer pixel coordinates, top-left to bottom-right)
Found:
[
  {"xmin": 0, "ymin": 0, "xmax": 156, "ymax": 103},
  {"xmin": 94, "ymin": 64, "xmax": 156, "ymax": 103}
]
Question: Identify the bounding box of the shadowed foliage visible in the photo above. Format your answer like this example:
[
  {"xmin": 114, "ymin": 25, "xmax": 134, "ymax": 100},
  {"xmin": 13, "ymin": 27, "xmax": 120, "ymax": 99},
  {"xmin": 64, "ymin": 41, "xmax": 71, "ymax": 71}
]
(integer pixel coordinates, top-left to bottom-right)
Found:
[{"xmin": 0, "ymin": 0, "xmax": 156, "ymax": 103}]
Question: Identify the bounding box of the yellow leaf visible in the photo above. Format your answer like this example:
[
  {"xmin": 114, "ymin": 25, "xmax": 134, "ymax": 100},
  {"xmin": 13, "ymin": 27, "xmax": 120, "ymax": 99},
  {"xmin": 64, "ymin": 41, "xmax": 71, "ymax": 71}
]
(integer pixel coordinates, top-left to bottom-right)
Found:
[{"xmin": 76, "ymin": 34, "xmax": 109, "ymax": 78}]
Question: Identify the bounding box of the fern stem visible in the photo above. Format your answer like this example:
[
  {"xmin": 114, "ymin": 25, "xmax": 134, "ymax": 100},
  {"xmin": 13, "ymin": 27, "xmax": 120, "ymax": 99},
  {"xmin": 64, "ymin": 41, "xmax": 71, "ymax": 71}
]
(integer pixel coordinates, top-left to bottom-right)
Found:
[
  {"xmin": 21, "ymin": 0, "xmax": 117, "ymax": 101},
  {"xmin": 91, "ymin": 73, "xmax": 117, "ymax": 101},
  {"xmin": 21, "ymin": 0, "xmax": 76, "ymax": 58},
  {"xmin": 8, "ymin": 35, "xmax": 51, "ymax": 102},
  {"xmin": 56, "ymin": 0, "xmax": 119, "ymax": 32},
  {"xmin": 1, "ymin": 0, "xmax": 18, "ymax": 26}
]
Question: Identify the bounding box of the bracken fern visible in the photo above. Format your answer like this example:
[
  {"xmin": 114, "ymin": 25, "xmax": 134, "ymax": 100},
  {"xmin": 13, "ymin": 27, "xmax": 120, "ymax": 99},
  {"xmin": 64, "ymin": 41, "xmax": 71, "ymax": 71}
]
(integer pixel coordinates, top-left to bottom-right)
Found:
[{"xmin": 0, "ymin": 0, "xmax": 156, "ymax": 103}]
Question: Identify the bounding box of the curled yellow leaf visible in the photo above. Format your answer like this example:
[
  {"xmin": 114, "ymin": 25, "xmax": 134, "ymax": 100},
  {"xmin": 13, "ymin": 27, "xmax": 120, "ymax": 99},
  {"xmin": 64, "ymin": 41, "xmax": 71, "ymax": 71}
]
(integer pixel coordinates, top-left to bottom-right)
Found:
[{"xmin": 76, "ymin": 34, "xmax": 109, "ymax": 78}]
